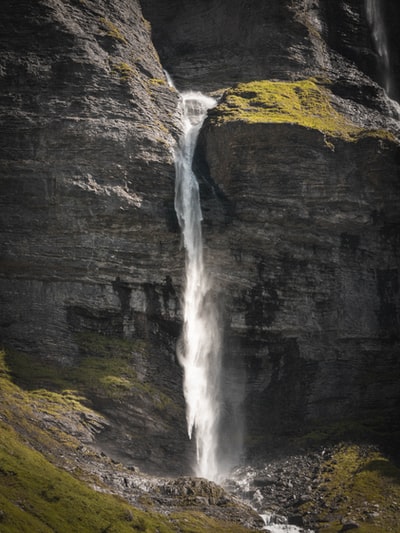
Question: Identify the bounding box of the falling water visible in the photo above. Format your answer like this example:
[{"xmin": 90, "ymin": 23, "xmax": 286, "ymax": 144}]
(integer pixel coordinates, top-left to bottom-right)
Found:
[
  {"xmin": 365, "ymin": 0, "xmax": 391, "ymax": 95},
  {"xmin": 174, "ymin": 90, "xmax": 222, "ymax": 481}
]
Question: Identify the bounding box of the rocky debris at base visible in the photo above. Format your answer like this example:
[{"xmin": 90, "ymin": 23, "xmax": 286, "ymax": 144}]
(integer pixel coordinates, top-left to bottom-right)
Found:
[
  {"xmin": 227, "ymin": 448, "xmax": 338, "ymax": 530},
  {"xmin": 54, "ymin": 435, "xmax": 265, "ymax": 530}
]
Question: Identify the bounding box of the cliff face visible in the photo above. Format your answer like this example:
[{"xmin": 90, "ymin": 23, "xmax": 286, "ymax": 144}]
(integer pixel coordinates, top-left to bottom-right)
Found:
[
  {"xmin": 0, "ymin": 0, "xmax": 190, "ymax": 474},
  {"xmin": 1, "ymin": 0, "xmax": 399, "ymax": 477},
  {"xmin": 141, "ymin": 0, "xmax": 400, "ymax": 458},
  {"xmin": 198, "ymin": 105, "xmax": 400, "ymax": 453},
  {"xmin": 140, "ymin": 0, "xmax": 316, "ymax": 91},
  {"xmin": 0, "ymin": 0, "xmax": 180, "ymax": 352}
]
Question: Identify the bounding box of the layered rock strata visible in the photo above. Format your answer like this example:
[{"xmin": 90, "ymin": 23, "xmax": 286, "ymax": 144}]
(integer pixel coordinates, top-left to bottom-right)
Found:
[
  {"xmin": 197, "ymin": 80, "xmax": 400, "ymax": 454},
  {"xmin": 0, "ymin": 0, "xmax": 189, "ymax": 473},
  {"xmin": 1, "ymin": 0, "xmax": 399, "ymax": 475},
  {"xmin": 141, "ymin": 0, "xmax": 400, "ymax": 458}
]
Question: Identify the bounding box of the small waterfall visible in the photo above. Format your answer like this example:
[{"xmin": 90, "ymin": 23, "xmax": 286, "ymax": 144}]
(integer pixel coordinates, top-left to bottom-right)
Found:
[
  {"xmin": 174, "ymin": 90, "xmax": 221, "ymax": 481},
  {"xmin": 365, "ymin": 0, "xmax": 391, "ymax": 95},
  {"xmin": 260, "ymin": 514, "xmax": 311, "ymax": 533}
]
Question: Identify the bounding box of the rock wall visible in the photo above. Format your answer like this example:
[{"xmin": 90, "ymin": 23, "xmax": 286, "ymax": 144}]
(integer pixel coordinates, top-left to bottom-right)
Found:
[
  {"xmin": 140, "ymin": 0, "xmax": 317, "ymax": 91},
  {"xmin": 141, "ymin": 0, "xmax": 400, "ymax": 459},
  {"xmin": 198, "ymin": 116, "xmax": 400, "ymax": 455},
  {"xmin": 1, "ymin": 0, "xmax": 399, "ymax": 472},
  {"xmin": 0, "ymin": 0, "xmax": 191, "ymax": 473},
  {"xmin": 0, "ymin": 0, "xmax": 182, "ymax": 353}
]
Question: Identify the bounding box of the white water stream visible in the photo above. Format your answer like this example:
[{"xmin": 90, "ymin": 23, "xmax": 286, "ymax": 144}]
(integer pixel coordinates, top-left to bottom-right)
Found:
[
  {"xmin": 365, "ymin": 0, "xmax": 391, "ymax": 94},
  {"xmin": 261, "ymin": 516, "xmax": 311, "ymax": 533},
  {"xmin": 174, "ymin": 90, "xmax": 222, "ymax": 481},
  {"xmin": 365, "ymin": 0, "xmax": 400, "ymax": 119}
]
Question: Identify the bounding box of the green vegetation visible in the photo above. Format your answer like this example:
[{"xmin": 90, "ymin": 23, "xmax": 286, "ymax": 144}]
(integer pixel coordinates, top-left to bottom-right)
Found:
[
  {"xmin": 0, "ymin": 422, "xmax": 163, "ymax": 533},
  {"xmin": 296, "ymin": 417, "xmax": 391, "ymax": 448},
  {"xmin": 0, "ymin": 349, "xmax": 261, "ymax": 532},
  {"xmin": 149, "ymin": 77, "xmax": 166, "ymax": 86},
  {"xmin": 0, "ymin": 421, "xmax": 256, "ymax": 532},
  {"xmin": 212, "ymin": 79, "xmax": 395, "ymax": 144},
  {"xmin": 301, "ymin": 444, "xmax": 400, "ymax": 532},
  {"xmin": 112, "ymin": 62, "xmax": 135, "ymax": 81},
  {"xmin": 2, "ymin": 344, "xmax": 400, "ymax": 531},
  {"xmin": 99, "ymin": 17, "xmax": 127, "ymax": 43},
  {"xmin": 0, "ymin": 349, "xmax": 90, "ymax": 457},
  {"xmin": 6, "ymin": 332, "xmax": 174, "ymax": 410}
]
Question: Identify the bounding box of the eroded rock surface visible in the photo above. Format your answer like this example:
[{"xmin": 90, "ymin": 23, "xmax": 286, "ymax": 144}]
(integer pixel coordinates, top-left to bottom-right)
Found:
[
  {"xmin": 1, "ymin": 0, "xmax": 399, "ymax": 480},
  {"xmin": 141, "ymin": 0, "xmax": 400, "ymax": 460},
  {"xmin": 0, "ymin": 0, "xmax": 188, "ymax": 473},
  {"xmin": 197, "ymin": 112, "xmax": 400, "ymax": 455}
]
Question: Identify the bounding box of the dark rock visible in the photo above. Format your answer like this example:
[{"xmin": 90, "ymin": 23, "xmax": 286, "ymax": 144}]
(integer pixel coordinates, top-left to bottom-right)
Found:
[
  {"xmin": 1, "ymin": 0, "xmax": 400, "ymax": 486},
  {"xmin": 197, "ymin": 113, "xmax": 400, "ymax": 456},
  {"xmin": 288, "ymin": 514, "xmax": 304, "ymax": 527},
  {"xmin": 0, "ymin": 0, "xmax": 188, "ymax": 475},
  {"xmin": 340, "ymin": 520, "xmax": 360, "ymax": 531},
  {"xmin": 141, "ymin": 0, "xmax": 316, "ymax": 92}
]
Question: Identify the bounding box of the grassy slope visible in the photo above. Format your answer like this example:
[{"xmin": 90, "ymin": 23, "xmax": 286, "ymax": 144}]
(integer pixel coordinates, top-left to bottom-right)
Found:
[
  {"xmin": 0, "ymin": 347, "xmax": 260, "ymax": 532},
  {"xmin": 303, "ymin": 444, "xmax": 400, "ymax": 532},
  {"xmin": 2, "ymin": 345, "xmax": 400, "ymax": 532}
]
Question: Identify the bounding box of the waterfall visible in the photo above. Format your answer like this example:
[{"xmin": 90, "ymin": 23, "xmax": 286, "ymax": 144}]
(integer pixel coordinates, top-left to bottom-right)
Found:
[
  {"xmin": 365, "ymin": 0, "xmax": 391, "ymax": 95},
  {"xmin": 174, "ymin": 90, "xmax": 222, "ymax": 481}
]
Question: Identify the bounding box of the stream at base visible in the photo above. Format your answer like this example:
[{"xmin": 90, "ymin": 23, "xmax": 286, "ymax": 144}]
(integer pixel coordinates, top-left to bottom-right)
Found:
[
  {"xmin": 226, "ymin": 461, "xmax": 317, "ymax": 533},
  {"xmin": 261, "ymin": 516, "xmax": 312, "ymax": 533}
]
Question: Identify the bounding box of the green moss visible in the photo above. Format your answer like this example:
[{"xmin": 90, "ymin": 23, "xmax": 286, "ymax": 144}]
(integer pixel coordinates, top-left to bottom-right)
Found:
[
  {"xmin": 76, "ymin": 331, "xmax": 148, "ymax": 358},
  {"xmin": 149, "ymin": 77, "xmax": 166, "ymax": 86},
  {"xmin": 5, "ymin": 333, "xmax": 176, "ymax": 410},
  {"xmin": 0, "ymin": 422, "xmax": 257, "ymax": 532},
  {"xmin": 0, "ymin": 349, "xmax": 92, "ymax": 462},
  {"xmin": 169, "ymin": 511, "xmax": 261, "ymax": 532},
  {"xmin": 112, "ymin": 62, "xmax": 135, "ymax": 81},
  {"xmin": 301, "ymin": 444, "xmax": 400, "ymax": 532},
  {"xmin": 0, "ymin": 423, "xmax": 132, "ymax": 532},
  {"xmin": 213, "ymin": 79, "xmax": 396, "ymax": 143},
  {"xmin": 0, "ymin": 420, "xmax": 256, "ymax": 532},
  {"xmin": 99, "ymin": 17, "xmax": 127, "ymax": 43}
]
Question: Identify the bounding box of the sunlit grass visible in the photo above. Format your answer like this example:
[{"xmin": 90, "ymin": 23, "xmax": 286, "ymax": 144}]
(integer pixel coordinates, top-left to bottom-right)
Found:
[{"xmin": 212, "ymin": 79, "xmax": 395, "ymax": 144}]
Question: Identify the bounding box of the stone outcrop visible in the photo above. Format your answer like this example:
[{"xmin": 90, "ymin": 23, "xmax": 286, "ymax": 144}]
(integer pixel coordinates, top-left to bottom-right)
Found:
[
  {"xmin": 198, "ymin": 100, "xmax": 400, "ymax": 456},
  {"xmin": 1, "ymin": 0, "xmax": 399, "ymax": 479}
]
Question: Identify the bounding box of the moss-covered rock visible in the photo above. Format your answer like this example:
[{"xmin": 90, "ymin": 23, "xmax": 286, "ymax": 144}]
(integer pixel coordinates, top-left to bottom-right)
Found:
[
  {"xmin": 210, "ymin": 79, "xmax": 395, "ymax": 143},
  {"xmin": 3, "ymin": 334, "xmax": 188, "ymax": 475},
  {"xmin": 301, "ymin": 444, "xmax": 400, "ymax": 532},
  {"xmin": 6, "ymin": 333, "xmax": 175, "ymax": 409}
]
